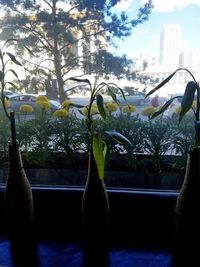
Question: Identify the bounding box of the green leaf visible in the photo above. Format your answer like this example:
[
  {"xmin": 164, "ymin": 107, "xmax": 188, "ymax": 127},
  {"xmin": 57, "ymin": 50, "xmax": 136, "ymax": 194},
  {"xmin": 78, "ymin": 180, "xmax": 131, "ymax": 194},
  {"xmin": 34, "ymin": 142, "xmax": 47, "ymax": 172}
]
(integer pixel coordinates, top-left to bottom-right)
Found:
[
  {"xmin": 68, "ymin": 77, "xmax": 91, "ymax": 88},
  {"xmin": 4, "ymin": 38, "xmax": 18, "ymax": 46},
  {"xmin": 179, "ymin": 81, "xmax": 198, "ymax": 123},
  {"xmin": 7, "ymin": 82, "xmax": 19, "ymax": 90},
  {"xmin": 9, "ymin": 69, "xmax": 19, "ymax": 79},
  {"xmin": 107, "ymin": 86, "xmax": 118, "ymax": 104},
  {"xmin": 92, "ymin": 134, "xmax": 105, "ymax": 180},
  {"xmin": 146, "ymin": 70, "xmax": 178, "ymax": 98},
  {"xmin": 78, "ymin": 109, "xmax": 85, "ymax": 116},
  {"xmin": 24, "ymin": 46, "xmax": 34, "ymax": 56},
  {"xmin": 6, "ymin": 52, "xmax": 22, "ymax": 66},
  {"xmin": 69, "ymin": 103, "xmax": 84, "ymax": 108},
  {"xmin": 118, "ymin": 87, "xmax": 127, "ymax": 103},
  {"xmin": 151, "ymin": 96, "xmax": 182, "ymax": 119},
  {"xmin": 105, "ymin": 130, "xmax": 132, "ymax": 146},
  {"xmin": 96, "ymin": 94, "xmax": 106, "ymax": 120}
]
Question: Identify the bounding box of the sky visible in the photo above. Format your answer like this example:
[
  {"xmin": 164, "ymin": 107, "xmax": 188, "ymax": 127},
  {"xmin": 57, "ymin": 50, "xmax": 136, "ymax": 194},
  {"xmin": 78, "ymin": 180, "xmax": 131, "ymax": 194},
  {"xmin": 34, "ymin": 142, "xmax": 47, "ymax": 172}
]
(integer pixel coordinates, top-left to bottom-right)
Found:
[{"xmin": 111, "ymin": 0, "xmax": 200, "ymax": 61}]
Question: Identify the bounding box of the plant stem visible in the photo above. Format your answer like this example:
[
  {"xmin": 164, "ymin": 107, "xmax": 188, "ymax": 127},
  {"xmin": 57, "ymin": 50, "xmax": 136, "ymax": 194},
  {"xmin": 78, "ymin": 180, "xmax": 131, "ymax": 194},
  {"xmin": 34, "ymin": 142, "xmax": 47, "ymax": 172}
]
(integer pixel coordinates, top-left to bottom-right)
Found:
[{"xmin": 10, "ymin": 111, "xmax": 17, "ymax": 146}]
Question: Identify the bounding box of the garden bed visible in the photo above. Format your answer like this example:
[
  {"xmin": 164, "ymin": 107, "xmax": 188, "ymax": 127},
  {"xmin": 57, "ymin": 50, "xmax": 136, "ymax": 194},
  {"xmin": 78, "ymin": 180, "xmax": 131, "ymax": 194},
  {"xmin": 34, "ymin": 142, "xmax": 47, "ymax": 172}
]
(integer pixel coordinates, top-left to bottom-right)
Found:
[{"xmin": 0, "ymin": 152, "xmax": 184, "ymax": 190}]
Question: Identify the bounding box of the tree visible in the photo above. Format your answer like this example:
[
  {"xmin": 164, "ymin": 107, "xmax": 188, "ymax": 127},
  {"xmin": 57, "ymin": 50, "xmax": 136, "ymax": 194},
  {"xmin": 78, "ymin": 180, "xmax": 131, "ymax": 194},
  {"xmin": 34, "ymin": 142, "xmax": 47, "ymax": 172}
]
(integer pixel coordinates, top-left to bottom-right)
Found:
[{"xmin": 0, "ymin": 0, "xmax": 153, "ymax": 102}]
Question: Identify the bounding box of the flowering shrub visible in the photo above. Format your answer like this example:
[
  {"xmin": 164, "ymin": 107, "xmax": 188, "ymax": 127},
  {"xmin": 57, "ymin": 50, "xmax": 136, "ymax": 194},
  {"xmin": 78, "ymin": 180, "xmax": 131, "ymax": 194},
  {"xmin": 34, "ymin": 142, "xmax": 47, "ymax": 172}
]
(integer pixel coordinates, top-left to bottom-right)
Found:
[
  {"xmin": 20, "ymin": 104, "xmax": 34, "ymax": 113},
  {"xmin": 122, "ymin": 105, "xmax": 136, "ymax": 113},
  {"xmin": 141, "ymin": 106, "xmax": 157, "ymax": 117},
  {"xmin": 61, "ymin": 100, "xmax": 73, "ymax": 110},
  {"xmin": 36, "ymin": 100, "xmax": 51, "ymax": 110},
  {"xmin": 105, "ymin": 102, "xmax": 118, "ymax": 113},
  {"xmin": 53, "ymin": 109, "xmax": 68, "ymax": 119},
  {"xmin": 36, "ymin": 95, "xmax": 49, "ymax": 102}
]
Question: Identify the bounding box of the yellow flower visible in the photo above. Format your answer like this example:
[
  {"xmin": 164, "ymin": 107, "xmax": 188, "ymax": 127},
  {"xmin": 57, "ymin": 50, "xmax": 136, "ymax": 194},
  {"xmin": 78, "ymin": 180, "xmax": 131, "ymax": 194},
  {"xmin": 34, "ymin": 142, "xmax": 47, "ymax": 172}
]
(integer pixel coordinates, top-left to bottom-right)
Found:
[
  {"xmin": 20, "ymin": 104, "xmax": 34, "ymax": 113},
  {"xmin": 105, "ymin": 102, "xmax": 118, "ymax": 112},
  {"xmin": 53, "ymin": 109, "xmax": 68, "ymax": 118},
  {"xmin": 82, "ymin": 105, "xmax": 99, "ymax": 116},
  {"xmin": 0, "ymin": 99, "xmax": 10, "ymax": 108},
  {"xmin": 141, "ymin": 106, "xmax": 156, "ymax": 117},
  {"xmin": 61, "ymin": 100, "xmax": 72, "ymax": 109},
  {"xmin": 36, "ymin": 95, "xmax": 49, "ymax": 102},
  {"xmin": 122, "ymin": 105, "xmax": 136, "ymax": 113},
  {"xmin": 36, "ymin": 100, "xmax": 51, "ymax": 110}
]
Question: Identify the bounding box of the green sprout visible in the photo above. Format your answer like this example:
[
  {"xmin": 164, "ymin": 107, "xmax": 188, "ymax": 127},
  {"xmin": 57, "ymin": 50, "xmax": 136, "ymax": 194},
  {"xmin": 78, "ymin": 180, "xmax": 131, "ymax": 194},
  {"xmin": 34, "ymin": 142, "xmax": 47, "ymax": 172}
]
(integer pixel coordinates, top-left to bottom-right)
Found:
[
  {"xmin": 69, "ymin": 77, "xmax": 132, "ymax": 179},
  {"xmin": 0, "ymin": 39, "xmax": 22, "ymax": 146},
  {"xmin": 146, "ymin": 68, "xmax": 200, "ymax": 147}
]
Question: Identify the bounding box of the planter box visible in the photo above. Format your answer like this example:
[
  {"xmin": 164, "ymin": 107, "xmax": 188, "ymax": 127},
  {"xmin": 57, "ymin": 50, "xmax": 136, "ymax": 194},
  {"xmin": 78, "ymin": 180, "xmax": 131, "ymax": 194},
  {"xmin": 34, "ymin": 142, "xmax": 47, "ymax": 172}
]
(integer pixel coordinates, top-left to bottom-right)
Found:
[{"xmin": 0, "ymin": 167, "xmax": 183, "ymax": 190}]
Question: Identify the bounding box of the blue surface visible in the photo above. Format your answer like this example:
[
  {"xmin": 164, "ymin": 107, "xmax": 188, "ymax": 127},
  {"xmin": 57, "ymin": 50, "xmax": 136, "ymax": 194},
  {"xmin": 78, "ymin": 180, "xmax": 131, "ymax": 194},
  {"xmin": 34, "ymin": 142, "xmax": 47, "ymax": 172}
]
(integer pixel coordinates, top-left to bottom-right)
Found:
[{"xmin": 0, "ymin": 238, "xmax": 172, "ymax": 267}]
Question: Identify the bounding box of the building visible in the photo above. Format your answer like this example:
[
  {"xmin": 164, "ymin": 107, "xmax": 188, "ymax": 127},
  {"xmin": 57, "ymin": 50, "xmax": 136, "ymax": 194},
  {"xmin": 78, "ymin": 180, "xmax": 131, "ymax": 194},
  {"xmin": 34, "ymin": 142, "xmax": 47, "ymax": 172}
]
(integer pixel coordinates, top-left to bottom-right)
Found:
[
  {"xmin": 179, "ymin": 51, "xmax": 200, "ymax": 71},
  {"xmin": 159, "ymin": 25, "xmax": 181, "ymax": 68}
]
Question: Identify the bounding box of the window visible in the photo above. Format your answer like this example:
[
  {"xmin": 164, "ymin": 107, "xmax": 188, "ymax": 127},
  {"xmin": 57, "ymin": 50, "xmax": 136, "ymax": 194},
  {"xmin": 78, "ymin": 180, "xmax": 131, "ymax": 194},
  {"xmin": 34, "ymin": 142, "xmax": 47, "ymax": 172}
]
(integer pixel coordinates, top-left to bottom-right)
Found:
[{"xmin": 0, "ymin": 1, "xmax": 199, "ymax": 190}]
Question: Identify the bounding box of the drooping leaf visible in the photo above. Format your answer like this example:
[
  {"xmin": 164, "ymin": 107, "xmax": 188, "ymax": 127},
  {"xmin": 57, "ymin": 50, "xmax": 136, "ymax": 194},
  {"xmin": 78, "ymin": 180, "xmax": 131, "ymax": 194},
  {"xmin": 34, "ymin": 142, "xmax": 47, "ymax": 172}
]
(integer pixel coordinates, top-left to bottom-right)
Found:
[
  {"xmin": 9, "ymin": 69, "xmax": 19, "ymax": 79},
  {"xmin": 117, "ymin": 87, "xmax": 126, "ymax": 103},
  {"xmin": 68, "ymin": 77, "xmax": 91, "ymax": 88},
  {"xmin": 92, "ymin": 134, "xmax": 105, "ymax": 180},
  {"xmin": 179, "ymin": 81, "xmax": 198, "ymax": 123},
  {"xmin": 105, "ymin": 130, "xmax": 132, "ymax": 146},
  {"xmin": 6, "ymin": 52, "xmax": 22, "ymax": 66},
  {"xmin": 96, "ymin": 94, "xmax": 106, "ymax": 120},
  {"xmin": 24, "ymin": 46, "xmax": 34, "ymax": 56},
  {"xmin": 7, "ymin": 82, "xmax": 19, "ymax": 90},
  {"xmin": 4, "ymin": 38, "xmax": 18, "ymax": 46},
  {"xmin": 151, "ymin": 96, "xmax": 182, "ymax": 119},
  {"xmin": 69, "ymin": 103, "xmax": 84, "ymax": 108},
  {"xmin": 108, "ymin": 83, "xmax": 127, "ymax": 103},
  {"xmin": 107, "ymin": 86, "xmax": 118, "ymax": 104},
  {"xmin": 78, "ymin": 109, "xmax": 85, "ymax": 116},
  {"xmin": 146, "ymin": 70, "xmax": 178, "ymax": 98}
]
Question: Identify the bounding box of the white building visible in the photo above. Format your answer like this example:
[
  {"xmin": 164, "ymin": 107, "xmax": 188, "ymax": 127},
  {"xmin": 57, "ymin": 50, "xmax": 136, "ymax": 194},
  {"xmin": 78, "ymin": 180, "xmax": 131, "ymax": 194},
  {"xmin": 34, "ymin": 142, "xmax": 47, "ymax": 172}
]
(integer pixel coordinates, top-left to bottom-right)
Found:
[
  {"xmin": 159, "ymin": 25, "xmax": 181, "ymax": 68},
  {"xmin": 179, "ymin": 51, "xmax": 200, "ymax": 71},
  {"xmin": 141, "ymin": 64, "xmax": 200, "ymax": 97}
]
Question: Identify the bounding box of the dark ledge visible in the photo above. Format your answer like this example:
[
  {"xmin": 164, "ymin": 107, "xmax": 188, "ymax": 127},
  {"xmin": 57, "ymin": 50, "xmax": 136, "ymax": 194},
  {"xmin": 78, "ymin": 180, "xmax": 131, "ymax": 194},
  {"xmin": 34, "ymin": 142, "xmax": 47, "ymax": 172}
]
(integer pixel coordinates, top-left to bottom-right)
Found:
[{"xmin": 0, "ymin": 185, "xmax": 178, "ymax": 249}]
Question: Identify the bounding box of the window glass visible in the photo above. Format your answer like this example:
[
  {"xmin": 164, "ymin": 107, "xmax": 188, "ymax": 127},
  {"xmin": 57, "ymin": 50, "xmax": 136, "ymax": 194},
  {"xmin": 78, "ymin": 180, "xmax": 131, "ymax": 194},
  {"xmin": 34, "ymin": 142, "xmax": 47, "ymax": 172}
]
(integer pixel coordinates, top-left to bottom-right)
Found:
[{"xmin": 0, "ymin": 1, "xmax": 199, "ymax": 190}]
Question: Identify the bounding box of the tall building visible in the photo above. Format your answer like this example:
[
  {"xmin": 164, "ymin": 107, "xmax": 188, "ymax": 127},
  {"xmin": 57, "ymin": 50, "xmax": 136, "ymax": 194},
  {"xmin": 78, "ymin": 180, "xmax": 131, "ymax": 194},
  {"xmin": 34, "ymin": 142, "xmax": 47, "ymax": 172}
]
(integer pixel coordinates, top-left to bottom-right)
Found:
[{"xmin": 159, "ymin": 25, "xmax": 181, "ymax": 67}]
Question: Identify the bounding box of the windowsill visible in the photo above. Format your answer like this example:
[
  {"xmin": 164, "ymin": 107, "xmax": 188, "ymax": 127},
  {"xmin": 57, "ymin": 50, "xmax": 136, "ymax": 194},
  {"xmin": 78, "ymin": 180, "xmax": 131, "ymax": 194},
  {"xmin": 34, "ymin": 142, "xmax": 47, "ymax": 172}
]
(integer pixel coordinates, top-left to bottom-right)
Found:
[
  {"xmin": 0, "ymin": 185, "xmax": 178, "ymax": 250},
  {"xmin": 0, "ymin": 184, "xmax": 179, "ymax": 195}
]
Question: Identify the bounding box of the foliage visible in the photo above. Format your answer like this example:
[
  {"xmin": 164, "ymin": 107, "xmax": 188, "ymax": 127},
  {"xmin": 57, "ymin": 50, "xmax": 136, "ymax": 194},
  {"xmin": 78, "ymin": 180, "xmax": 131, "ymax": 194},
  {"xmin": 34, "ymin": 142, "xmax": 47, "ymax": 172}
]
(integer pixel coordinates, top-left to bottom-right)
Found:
[
  {"xmin": 0, "ymin": 0, "xmax": 153, "ymax": 101},
  {"xmin": 0, "ymin": 39, "xmax": 23, "ymax": 146},
  {"xmin": 30, "ymin": 98, "xmax": 53, "ymax": 152},
  {"xmin": 141, "ymin": 115, "xmax": 172, "ymax": 172},
  {"xmin": 69, "ymin": 77, "xmax": 131, "ymax": 179},
  {"xmin": 51, "ymin": 112, "xmax": 81, "ymax": 157},
  {"xmin": 0, "ymin": 102, "xmax": 194, "ymax": 172},
  {"xmin": 170, "ymin": 113, "xmax": 195, "ymax": 168},
  {"xmin": 15, "ymin": 114, "xmax": 34, "ymax": 151},
  {"xmin": 146, "ymin": 68, "xmax": 200, "ymax": 149}
]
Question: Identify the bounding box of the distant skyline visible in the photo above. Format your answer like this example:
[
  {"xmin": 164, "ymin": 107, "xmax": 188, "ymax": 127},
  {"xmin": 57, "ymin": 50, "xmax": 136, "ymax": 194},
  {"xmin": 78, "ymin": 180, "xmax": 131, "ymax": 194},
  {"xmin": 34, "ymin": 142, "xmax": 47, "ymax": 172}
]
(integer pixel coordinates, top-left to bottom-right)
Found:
[{"xmin": 110, "ymin": 0, "xmax": 200, "ymax": 61}]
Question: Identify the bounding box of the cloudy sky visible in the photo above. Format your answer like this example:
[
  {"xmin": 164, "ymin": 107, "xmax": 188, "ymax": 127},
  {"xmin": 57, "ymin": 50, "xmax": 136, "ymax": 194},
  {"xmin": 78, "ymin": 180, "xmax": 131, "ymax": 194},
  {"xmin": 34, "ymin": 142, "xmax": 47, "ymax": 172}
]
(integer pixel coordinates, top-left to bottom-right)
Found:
[{"xmin": 111, "ymin": 0, "xmax": 200, "ymax": 60}]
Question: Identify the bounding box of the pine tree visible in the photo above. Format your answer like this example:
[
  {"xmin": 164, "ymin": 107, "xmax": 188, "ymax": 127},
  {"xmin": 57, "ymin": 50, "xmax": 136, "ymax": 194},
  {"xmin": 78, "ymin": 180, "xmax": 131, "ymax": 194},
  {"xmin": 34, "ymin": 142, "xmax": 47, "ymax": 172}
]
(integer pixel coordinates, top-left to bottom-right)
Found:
[{"xmin": 0, "ymin": 0, "xmax": 153, "ymax": 102}]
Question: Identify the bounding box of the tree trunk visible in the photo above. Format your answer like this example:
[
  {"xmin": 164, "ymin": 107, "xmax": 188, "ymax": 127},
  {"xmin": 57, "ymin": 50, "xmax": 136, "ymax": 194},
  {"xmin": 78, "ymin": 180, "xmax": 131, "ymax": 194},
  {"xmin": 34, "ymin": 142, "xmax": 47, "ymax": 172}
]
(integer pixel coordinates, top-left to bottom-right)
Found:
[{"xmin": 52, "ymin": 0, "xmax": 66, "ymax": 103}]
